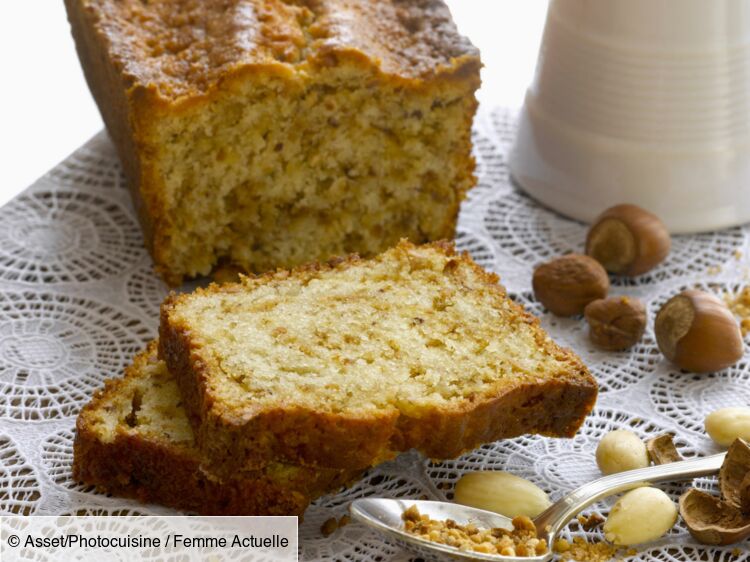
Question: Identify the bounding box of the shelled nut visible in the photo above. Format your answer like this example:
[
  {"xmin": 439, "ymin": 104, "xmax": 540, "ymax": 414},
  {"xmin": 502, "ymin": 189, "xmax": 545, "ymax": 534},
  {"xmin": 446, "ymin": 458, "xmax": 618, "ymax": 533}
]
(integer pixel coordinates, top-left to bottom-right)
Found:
[
  {"xmin": 596, "ymin": 430, "xmax": 649, "ymax": 475},
  {"xmin": 706, "ymin": 408, "xmax": 750, "ymax": 447},
  {"xmin": 586, "ymin": 204, "xmax": 671, "ymax": 276},
  {"xmin": 604, "ymin": 487, "xmax": 677, "ymax": 545},
  {"xmin": 454, "ymin": 471, "xmax": 551, "ymax": 518},
  {"xmin": 655, "ymin": 290, "xmax": 743, "ymax": 373}
]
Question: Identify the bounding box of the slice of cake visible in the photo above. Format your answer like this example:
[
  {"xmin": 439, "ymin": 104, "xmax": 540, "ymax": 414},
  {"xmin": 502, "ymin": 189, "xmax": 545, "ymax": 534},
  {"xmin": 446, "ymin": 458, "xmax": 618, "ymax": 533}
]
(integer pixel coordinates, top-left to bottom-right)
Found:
[
  {"xmin": 73, "ymin": 342, "xmax": 358, "ymax": 515},
  {"xmin": 160, "ymin": 240, "xmax": 598, "ymax": 472},
  {"xmin": 65, "ymin": 0, "xmax": 481, "ymax": 286}
]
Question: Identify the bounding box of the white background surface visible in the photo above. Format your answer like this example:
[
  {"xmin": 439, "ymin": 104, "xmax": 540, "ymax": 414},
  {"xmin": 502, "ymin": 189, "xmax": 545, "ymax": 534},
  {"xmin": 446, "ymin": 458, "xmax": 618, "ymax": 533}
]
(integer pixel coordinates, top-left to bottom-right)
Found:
[{"xmin": 0, "ymin": 1, "xmax": 547, "ymax": 208}]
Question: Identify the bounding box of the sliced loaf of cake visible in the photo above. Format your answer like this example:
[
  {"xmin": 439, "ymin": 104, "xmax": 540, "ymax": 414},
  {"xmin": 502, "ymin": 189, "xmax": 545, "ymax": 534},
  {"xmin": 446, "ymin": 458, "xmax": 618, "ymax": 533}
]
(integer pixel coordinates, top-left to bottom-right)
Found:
[
  {"xmin": 65, "ymin": 0, "xmax": 480, "ymax": 285},
  {"xmin": 160, "ymin": 240, "xmax": 597, "ymax": 472},
  {"xmin": 73, "ymin": 342, "xmax": 358, "ymax": 515}
]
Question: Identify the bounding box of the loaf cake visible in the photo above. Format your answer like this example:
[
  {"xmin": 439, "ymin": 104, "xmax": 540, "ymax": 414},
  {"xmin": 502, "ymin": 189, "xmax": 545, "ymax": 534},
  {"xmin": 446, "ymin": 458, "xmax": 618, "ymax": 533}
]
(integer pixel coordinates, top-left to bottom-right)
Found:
[
  {"xmin": 73, "ymin": 342, "xmax": 359, "ymax": 515},
  {"xmin": 65, "ymin": 0, "xmax": 481, "ymax": 286},
  {"xmin": 160, "ymin": 240, "xmax": 598, "ymax": 472}
]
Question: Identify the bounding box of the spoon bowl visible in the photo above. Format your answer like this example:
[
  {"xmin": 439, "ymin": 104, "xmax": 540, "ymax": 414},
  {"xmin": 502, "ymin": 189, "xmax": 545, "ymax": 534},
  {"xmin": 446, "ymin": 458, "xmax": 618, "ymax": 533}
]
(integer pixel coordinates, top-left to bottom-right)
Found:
[{"xmin": 350, "ymin": 498, "xmax": 546, "ymax": 561}]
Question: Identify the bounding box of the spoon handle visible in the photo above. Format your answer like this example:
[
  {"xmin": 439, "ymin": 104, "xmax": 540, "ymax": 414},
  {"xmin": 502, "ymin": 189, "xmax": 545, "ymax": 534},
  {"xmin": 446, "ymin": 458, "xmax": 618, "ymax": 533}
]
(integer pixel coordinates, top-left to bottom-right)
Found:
[{"xmin": 535, "ymin": 452, "xmax": 726, "ymax": 539}]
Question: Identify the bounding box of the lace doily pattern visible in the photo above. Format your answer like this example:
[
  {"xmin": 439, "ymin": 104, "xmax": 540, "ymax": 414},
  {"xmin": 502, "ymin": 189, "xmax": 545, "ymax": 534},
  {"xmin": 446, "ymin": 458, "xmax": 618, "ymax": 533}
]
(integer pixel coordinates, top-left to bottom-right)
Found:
[
  {"xmin": 0, "ymin": 290, "xmax": 151, "ymax": 420},
  {"xmin": 43, "ymin": 134, "xmax": 125, "ymax": 191},
  {"xmin": 0, "ymin": 188, "xmax": 142, "ymax": 284},
  {"xmin": 1, "ymin": 109, "xmax": 748, "ymax": 562},
  {"xmin": 42, "ymin": 426, "xmax": 92, "ymax": 494},
  {"xmin": 0, "ymin": 436, "xmax": 40, "ymax": 515},
  {"xmin": 125, "ymin": 260, "xmax": 170, "ymax": 328}
]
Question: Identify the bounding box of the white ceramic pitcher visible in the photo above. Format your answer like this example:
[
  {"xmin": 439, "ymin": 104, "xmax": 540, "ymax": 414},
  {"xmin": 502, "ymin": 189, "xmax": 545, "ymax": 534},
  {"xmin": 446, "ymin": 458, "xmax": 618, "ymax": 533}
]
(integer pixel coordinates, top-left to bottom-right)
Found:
[{"xmin": 510, "ymin": 0, "xmax": 750, "ymax": 233}]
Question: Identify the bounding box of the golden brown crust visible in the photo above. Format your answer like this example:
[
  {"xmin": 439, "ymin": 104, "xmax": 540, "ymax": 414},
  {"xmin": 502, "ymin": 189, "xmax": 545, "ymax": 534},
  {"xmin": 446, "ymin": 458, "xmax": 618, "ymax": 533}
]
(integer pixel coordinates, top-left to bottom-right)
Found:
[
  {"xmin": 159, "ymin": 240, "xmax": 597, "ymax": 472},
  {"xmin": 65, "ymin": 0, "xmax": 156, "ymax": 254},
  {"xmin": 73, "ymin": 343, "xmax": 358, "ymax": 514},
  {"xmin": 73, "ymin": 421, "xmax": 312, "ymax": 515},
  {"xmin": 69, "ymin": 0, "xmax": 480, "ymax": 102}
]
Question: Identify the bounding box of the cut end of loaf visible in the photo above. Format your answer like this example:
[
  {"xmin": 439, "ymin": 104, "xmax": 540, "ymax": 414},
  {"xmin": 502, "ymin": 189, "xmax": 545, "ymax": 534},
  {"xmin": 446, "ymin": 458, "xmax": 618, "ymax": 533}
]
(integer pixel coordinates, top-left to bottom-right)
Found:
[
  {"xmin": 160, "ymin": 240, "xmax": 597, "ymax": 469},
  {"xmin": 148, "ymin": 67, "xmax": 477, "ymax": 285}
]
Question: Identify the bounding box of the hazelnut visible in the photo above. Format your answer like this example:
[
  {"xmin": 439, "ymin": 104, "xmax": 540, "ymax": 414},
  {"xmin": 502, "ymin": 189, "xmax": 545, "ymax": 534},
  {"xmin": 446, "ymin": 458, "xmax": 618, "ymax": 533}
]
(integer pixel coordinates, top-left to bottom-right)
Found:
[
  {"xmin": 586, "ymin": 204, "xmax": 671, "ymax": 276},
  {"xmin": 454, "ymin": 471, "xmax": 551, "ymax": 518},
  {"xmin": 596, "ymin": 429, "xmax": 649, "ymax": 475},
  {"xmin": 604, "ymin": 487, "xmax": 677, "ymax": 545},
  {"xmin": 655, "ymin": 290, "xmax": 743, "ymax": 373},
  {"xmin": 705, "ymin": 407, "xmax": 750, "ymax": 447},
  {"xmin": 584, "ymin": 296, "xmax": 646, "ymax": 351},
  {"xmin": 532, "ymin": 254, "xmax": 609, "ymax": 317}
]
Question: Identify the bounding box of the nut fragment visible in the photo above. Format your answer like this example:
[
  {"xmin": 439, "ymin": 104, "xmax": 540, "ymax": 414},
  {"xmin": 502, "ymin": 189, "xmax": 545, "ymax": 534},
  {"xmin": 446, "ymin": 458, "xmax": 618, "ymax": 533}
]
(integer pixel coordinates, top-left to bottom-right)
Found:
[
  {"xmin": 321, "ymin": 517, "xmax": 338, "ymax": 537},
  {"xmin": 603, "ymin": 487, "xmax": 678, "ymax": 545},
  {"xmin": 577, "ymin": 512, "xmax": 605, "ymax": 531},
  {"xmin": 402, "ymin": 505, "xmax": 548, "ymax": 557},
  {"xmin": 655, "ymin": 290, "xmax": 743, "ymax": 373},
  {"xmin": 724, "ymin": 286, "xmax": 750, "ymax": 336},
  {"xmin": 532, "ymin": 254, "xmax": 609, "ymax": 317},
  {"xmin": 584, "ymin": 296, "xmax": 646, "ymax": 351},
  {"xmin": 646, "ymin": 433, "xmax": 683, "ymax": 465},
  {"xmin": 706, "ymin": 407, "xmax": 750, "ymax": 447},
  {"xmin": 554, "ymin": 536, "xmax": 624, "ymax": 561},
  {"xmin": 454, "ymin": 471, "xmax": 552, "ymax": 518},
  {"xmin": 719, "ymin": 439, "xmax": 750, "ymax": 512},
  {"xmin": 552, "ymin": 538, "xmax": 571, "ymax": 553},
  {"xmin": 596, "ymin": 430, "xmax": 649, "ymax": 475},
  {"xmin": 586, "ymin": 204, "xmax": 671, "ymax": 276}
]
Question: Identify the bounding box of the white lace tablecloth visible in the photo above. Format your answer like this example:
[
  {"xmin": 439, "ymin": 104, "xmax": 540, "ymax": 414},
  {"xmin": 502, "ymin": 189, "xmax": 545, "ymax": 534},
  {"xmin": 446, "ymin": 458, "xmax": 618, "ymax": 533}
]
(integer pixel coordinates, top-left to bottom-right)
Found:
[{"xmin": 1, "ymin": 106, "xmax": 748, "ymax": 561}]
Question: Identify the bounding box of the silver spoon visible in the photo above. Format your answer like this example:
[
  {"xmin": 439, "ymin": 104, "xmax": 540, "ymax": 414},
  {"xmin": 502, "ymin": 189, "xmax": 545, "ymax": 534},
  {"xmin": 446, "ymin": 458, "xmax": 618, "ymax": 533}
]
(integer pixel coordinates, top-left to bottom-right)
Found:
[{"xmin": 350, "ymin": 452, "xmax": 725, "ymax": 561}]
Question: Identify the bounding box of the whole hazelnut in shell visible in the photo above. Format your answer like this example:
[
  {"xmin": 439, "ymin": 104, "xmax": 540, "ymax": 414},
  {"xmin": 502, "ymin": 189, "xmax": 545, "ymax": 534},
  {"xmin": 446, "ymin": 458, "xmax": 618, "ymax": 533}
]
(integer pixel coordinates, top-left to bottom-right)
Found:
[
  {"xmin": 655, "ymin": 289, "xmax": 743, "ymax": 373},
  {"xmin": 586, "ymin": 204, "xmax": 671, "ymax": 276}
]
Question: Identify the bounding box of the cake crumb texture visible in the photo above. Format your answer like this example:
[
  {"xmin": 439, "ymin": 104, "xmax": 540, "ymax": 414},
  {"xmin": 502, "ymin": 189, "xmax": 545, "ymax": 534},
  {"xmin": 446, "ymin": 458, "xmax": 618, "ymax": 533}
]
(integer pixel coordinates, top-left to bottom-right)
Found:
[{"xmin": 160, "ymin": 240, "xmax": 598, "ymax": 471}]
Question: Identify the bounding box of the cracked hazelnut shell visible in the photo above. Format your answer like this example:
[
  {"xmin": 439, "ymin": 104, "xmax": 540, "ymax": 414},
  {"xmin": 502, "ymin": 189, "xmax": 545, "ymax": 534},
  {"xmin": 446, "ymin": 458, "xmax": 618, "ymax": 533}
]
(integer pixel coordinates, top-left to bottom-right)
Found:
[
  {"xmin": 532, "ymin": 254, "xmax": 609, "ymax": 317},
  {"xmin": 586, "ymin": 204, "xmax": 671, "ymax": 276},
  {"xmin": 680, "ymin": 439, "xmax": 750, "ymax": 545},
  {"xmin": 679, "ymin": 488, "xmax": 750, "ymax": 545},
  {"xmin": 654, "ymin": 289, "xmax": 743, "ymax": 373}
]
